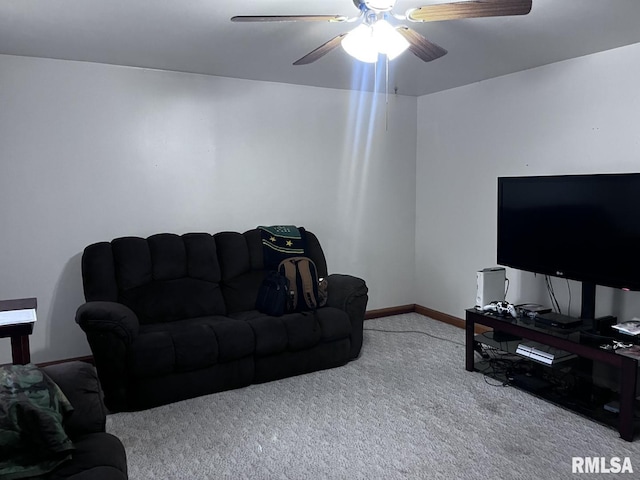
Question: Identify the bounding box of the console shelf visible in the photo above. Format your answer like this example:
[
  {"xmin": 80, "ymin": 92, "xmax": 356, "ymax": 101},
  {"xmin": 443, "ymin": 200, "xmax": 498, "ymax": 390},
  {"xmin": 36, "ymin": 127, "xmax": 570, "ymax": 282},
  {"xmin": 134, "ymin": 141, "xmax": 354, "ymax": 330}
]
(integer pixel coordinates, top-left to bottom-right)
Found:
[{"xmin": 465, "ymin": 308, "xmax": 639, "ymax": 441}]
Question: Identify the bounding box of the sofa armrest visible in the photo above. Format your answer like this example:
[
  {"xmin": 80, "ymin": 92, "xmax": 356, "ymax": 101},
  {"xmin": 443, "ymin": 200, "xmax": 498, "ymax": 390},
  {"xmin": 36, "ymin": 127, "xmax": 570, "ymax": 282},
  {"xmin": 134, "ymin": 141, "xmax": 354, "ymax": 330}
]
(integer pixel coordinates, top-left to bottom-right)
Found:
[
  {"xmin": 75, "ymin": 302, "xmax": 140, "ymax": 412},
  {"xmin": 326, "ymin": 274, "xmax": 367, "ymax": 310},
  {"xmin": 75, "ymin": 302, "xmax": 139, "ymax": 344},
  {"xmin": 42, "ymin": 362, "xmax": 106, "ymax": 438},
  {"xmin": 326, "ymin": 274, "xmax": 368, "ymax": 358},
  {"xmin": 45, "ymin": 432, "xmax": 128, "ymax": 480}
]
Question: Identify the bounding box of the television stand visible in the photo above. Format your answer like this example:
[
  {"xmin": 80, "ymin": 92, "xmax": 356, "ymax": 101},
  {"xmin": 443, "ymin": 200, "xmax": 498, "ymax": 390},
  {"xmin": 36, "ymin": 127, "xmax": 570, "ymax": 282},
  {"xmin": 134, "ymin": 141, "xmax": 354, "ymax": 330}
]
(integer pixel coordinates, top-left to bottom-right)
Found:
[{"xmin": 465, "ymin": 308, "xmax": 638, "ymax": 441}]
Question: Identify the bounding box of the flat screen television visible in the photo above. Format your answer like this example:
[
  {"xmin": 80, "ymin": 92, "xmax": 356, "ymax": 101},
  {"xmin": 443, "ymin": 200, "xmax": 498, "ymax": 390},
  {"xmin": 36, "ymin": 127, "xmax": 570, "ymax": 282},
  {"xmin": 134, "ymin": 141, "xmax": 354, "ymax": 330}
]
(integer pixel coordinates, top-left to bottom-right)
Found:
[{"xmin": 497, "ymin": 173, "xmax": 640, "ymax": 319}]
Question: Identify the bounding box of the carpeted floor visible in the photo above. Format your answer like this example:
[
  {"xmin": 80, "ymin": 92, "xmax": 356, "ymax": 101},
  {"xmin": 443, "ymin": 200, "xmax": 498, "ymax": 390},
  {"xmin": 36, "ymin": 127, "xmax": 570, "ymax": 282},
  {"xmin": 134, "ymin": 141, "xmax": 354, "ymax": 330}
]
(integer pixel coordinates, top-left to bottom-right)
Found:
[{"xmin": 107, "ymin": 313, "xmax": 640, "ymax": 479}]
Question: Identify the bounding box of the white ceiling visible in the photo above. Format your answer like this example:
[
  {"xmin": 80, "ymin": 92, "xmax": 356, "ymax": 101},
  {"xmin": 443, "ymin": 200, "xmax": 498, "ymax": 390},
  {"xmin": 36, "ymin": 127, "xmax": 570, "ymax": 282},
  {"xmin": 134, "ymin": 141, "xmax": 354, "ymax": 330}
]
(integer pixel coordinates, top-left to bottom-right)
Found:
[{"xmin": 1, "ymin": 0, "xmax": 640, "ymax": 97}]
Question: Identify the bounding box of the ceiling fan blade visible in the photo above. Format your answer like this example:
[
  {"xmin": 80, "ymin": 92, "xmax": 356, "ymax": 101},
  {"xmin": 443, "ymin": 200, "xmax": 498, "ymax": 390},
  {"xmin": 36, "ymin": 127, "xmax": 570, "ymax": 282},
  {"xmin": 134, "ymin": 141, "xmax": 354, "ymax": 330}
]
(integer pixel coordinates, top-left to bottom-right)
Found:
[
  {"xmin": 231, "ymin": 15, "xmax": 347, "ymax": 23},
  {"xmin": 396, "ymin": 27, "xmax": 447, "ymax": 62},
  {"xmin": 407, "ymin": 0, "xmax": 532, "ymax": 22},
  {"xmin": 293, "ymin": 33, "xmax": 348, "ymax": 66}
]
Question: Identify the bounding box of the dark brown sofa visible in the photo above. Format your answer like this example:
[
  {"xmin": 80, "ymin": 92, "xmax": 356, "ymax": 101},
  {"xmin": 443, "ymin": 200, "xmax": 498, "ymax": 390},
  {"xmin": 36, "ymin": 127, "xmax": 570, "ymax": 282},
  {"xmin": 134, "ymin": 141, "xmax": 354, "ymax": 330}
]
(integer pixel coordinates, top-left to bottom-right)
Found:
[{"xmin": 76, "ymin": 228, "xmax": 368, "ymax": 412}]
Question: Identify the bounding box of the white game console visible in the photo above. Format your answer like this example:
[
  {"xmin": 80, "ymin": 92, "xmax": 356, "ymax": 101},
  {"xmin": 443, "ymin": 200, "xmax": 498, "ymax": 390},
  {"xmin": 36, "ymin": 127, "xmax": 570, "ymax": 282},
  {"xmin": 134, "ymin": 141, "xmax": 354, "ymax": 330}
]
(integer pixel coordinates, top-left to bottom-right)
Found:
[
  {"xmin": 515, "ymin": 342, "xmax": 576, "ymax": 365},
  {"xmin": 475, "ymin": 267, "xmax": 506, "ymax": 308}
]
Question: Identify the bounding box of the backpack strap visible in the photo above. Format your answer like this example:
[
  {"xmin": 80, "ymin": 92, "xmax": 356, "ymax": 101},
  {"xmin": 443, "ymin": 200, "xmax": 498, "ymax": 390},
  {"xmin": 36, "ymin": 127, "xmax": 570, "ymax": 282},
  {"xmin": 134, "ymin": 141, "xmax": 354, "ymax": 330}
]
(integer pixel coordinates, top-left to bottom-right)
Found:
[
  {"xmin": 296, "ymin": 258, "xmax": 318, "ymax": 310},
  {"xmin": 280, "ymin": 259, "xmax": 298, "ymax": 311}
]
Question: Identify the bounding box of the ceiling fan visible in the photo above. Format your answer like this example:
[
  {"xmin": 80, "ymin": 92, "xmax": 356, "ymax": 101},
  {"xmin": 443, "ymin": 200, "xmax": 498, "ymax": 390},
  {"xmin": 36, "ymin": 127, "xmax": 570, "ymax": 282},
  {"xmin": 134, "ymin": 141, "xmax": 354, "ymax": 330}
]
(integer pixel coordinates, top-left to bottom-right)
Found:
[{"xmin": 231, "ymin": 0, "xmax": 532, "ymax": 65}]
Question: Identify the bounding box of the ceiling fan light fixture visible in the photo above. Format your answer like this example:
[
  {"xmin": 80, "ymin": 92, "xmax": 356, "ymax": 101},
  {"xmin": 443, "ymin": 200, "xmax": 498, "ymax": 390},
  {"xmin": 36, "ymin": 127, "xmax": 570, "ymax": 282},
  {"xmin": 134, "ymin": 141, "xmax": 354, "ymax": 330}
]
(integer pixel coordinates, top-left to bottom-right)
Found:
[
  {"xmin": 341, "ymin": 24, "xmax": 378, "ymax": 63},
  {"xmin": 371, "ymin": 19, "xmax": 409, "ymax": 60},
  {"xmin": 233, "ymin": 0, "xmax": 533, "ymax": 66},
  {"xmin": 364, "ymin": 0, "xmax": 396, "ymax": 12}
]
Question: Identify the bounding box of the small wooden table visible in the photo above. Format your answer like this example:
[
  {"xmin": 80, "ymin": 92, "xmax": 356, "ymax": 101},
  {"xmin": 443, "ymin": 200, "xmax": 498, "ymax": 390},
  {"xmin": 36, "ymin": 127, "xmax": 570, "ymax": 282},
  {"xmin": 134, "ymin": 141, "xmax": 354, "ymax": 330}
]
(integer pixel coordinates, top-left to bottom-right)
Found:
[
  {"xmin": 0, "ymin": 322, "xmax": 34, "ymax": 364},
  {"xmin": 0, "ymin": 297, "xmax": 37, "ymax": 365}
]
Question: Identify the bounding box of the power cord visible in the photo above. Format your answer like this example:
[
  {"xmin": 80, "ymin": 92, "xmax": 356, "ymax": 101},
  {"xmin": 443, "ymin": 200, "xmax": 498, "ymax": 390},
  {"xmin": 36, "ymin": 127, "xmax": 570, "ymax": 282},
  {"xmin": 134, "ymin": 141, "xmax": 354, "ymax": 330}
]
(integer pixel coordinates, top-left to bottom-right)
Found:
[
  {"xmin": 363, "ymin": 327, "xmax": 465, "ymax": 347},
  {"xmin": 545, "ymin": 275, "xmax": 562, "ymax": 314},
  {"xmin": 475, "ymin": 346, "xmax": 524, "ymax": 387},
  {"xmin": 364, "ymin": 328, "xmax": 522, "ymax": 388},
  {"xmin": 474, "ymin": 336, "xmax": 530, "ymax": 387}
]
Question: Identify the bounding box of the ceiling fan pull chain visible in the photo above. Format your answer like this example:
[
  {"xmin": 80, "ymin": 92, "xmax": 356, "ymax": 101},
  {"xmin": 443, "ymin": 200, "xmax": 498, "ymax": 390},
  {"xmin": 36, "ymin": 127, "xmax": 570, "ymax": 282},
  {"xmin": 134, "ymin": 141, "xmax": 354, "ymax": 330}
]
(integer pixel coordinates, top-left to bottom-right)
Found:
[
  {"xmin": 374, "ymin": 58, "xmax": 378, "ymax": 95},
  {"xmin": 385, "ymin": 55, "xmax": 389, "ymax": 132}
]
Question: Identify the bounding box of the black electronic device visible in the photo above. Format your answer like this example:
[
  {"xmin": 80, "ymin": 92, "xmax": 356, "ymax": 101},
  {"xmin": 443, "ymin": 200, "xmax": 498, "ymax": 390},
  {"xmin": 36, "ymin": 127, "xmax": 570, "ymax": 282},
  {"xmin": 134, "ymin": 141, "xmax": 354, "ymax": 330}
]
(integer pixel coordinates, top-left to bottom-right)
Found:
[
  {"xmin": 497, "ymin": 173, "xmax": 640, "ymax": 326},
  {"xmin": 535, "ymin": 312, "xmax": 583, "ymax": 329},
  {"xmin": 509, "ymin": 373, "xmax": 551, "ymax": 392},
  {"xmin": 493, "ymin": 331, "xmax": 521, "ymax": 342},
  {"xmin": 593, "ymin": 315, "xmax": 617, "ymax": 335},
  {"xmin": 517, "ymin": 303, "xmax": 552, "ymax": 318}
]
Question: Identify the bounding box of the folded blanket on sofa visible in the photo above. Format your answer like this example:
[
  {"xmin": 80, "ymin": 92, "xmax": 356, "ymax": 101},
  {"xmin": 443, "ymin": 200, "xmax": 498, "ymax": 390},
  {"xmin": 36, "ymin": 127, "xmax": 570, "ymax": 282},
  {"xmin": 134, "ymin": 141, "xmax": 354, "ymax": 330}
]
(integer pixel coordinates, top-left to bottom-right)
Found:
[
  {"xmin": 0, "ymin": 364, "xmax": 74, "ymax": 480},
  {"xmin": 258, "ymin": 225, "xmax": 307, "ymax": 268}
]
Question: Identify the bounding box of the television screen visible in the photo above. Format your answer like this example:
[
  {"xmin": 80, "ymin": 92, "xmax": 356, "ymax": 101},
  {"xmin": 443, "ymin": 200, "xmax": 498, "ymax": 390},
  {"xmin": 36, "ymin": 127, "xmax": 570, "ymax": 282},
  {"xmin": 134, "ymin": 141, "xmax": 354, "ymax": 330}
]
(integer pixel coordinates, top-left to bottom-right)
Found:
[{"xmin": 497, "ymin": 173, "xmax": 640, "ymax": 291}]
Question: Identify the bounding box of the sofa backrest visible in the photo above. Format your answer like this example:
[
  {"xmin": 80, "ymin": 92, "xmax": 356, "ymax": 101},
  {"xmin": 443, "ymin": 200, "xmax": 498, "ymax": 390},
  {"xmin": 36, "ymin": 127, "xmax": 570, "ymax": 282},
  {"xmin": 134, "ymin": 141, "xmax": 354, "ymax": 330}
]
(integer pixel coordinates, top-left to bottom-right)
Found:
[
  {"xmin": 82, "ymin": 233, "xmax": 226, "ymax": 323},
  {"xmin": 214, "ymin": 229, "xmax": 328, "ymax": 314},
  {"xmin": 81, "ymin": 228, "xmax": 328, "ymax": 322}
]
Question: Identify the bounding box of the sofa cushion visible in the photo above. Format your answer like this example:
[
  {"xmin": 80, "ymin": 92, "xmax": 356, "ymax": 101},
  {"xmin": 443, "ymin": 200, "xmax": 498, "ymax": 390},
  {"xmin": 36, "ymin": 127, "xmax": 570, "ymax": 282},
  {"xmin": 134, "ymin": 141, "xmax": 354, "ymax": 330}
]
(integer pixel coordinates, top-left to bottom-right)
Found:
[
  {"xmin": 215, "ymin": 232, "xmax": 255, "ymax": 280},
  {"xmin": 183, "ymin": 233, "xmax": 222, "ymax": 282},
  {"xmin": 240, "ymin": 314, "xmax": 288, "ymax": 356},
  {"xmin": 81, "ymin": 242, "xmax": 119, "ymax": 302},
  {"xmin": 219, "ymin": 271, "xmax": 265, "ymax": 314},
  {"xmin": 128, "ymin": 332, "xmax": 175, "ymax": 377},
  {"xmin": 282, "ymin": 312, "xmax": 321, "ymax": 351},
  {"xmin": 120, "ymin": 278, "xmax": 226, "ymax": 324},
  {"xmin": 112, "ymin": 237, "xmax": 153, "ymax": 291},
  {"xmin": 148, "ymin": 233, "xmax": 188, "ymax": 280},
  {"xmin": 129, "ymin": 317, "xmax": 255, "ymax": 377},
  {"xmin": 230, "ymin": 307, "xmax": 351, "ymax": 356}
]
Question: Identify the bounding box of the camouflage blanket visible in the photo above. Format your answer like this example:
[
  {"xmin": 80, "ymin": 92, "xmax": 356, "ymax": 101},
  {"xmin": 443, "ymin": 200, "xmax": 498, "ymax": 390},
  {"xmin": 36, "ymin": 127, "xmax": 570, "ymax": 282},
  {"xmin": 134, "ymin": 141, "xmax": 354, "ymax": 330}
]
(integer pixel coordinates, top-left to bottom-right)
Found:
[{"xmin": 0, "ymin": 363, "xmax": 74, "ymax": 479}]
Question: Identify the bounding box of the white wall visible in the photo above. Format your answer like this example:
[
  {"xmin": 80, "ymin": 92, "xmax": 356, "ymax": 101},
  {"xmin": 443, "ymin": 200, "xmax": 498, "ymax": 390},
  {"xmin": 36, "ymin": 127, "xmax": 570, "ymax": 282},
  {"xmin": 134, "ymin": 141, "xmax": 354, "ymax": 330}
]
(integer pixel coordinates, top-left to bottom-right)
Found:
[
  {"xmin": 416, "ymin": 42, "xmax": 640, "ymax": 321},
  {"xmin": 0, "ymin": 54, "xmax": 417, "ymax": 364}
]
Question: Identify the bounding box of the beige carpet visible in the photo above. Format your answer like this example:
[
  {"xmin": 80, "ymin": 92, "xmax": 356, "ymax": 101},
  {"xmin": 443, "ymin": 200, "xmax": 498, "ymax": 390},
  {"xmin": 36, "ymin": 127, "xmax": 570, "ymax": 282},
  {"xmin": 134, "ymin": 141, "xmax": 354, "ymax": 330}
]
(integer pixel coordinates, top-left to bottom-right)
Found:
[{"xmin": 107, "ymin": 313, "xmax": 640, "ymax": 479}]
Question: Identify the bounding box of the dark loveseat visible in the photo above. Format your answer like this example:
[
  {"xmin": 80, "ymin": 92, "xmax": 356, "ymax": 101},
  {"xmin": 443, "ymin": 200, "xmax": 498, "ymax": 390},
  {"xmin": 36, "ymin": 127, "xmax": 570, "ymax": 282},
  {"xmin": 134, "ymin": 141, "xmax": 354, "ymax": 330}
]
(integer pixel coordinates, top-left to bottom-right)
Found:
[
  {"xmin": 76, "ymin": 228, "xmax": 368, "ymax": 412},
  {"xmin": 0, "ymin": 362, "xmax": 127, "ymax": 479},
  {"xmin": 42, "ymin": 362, "xmax": 127, "ymax": 479}
]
